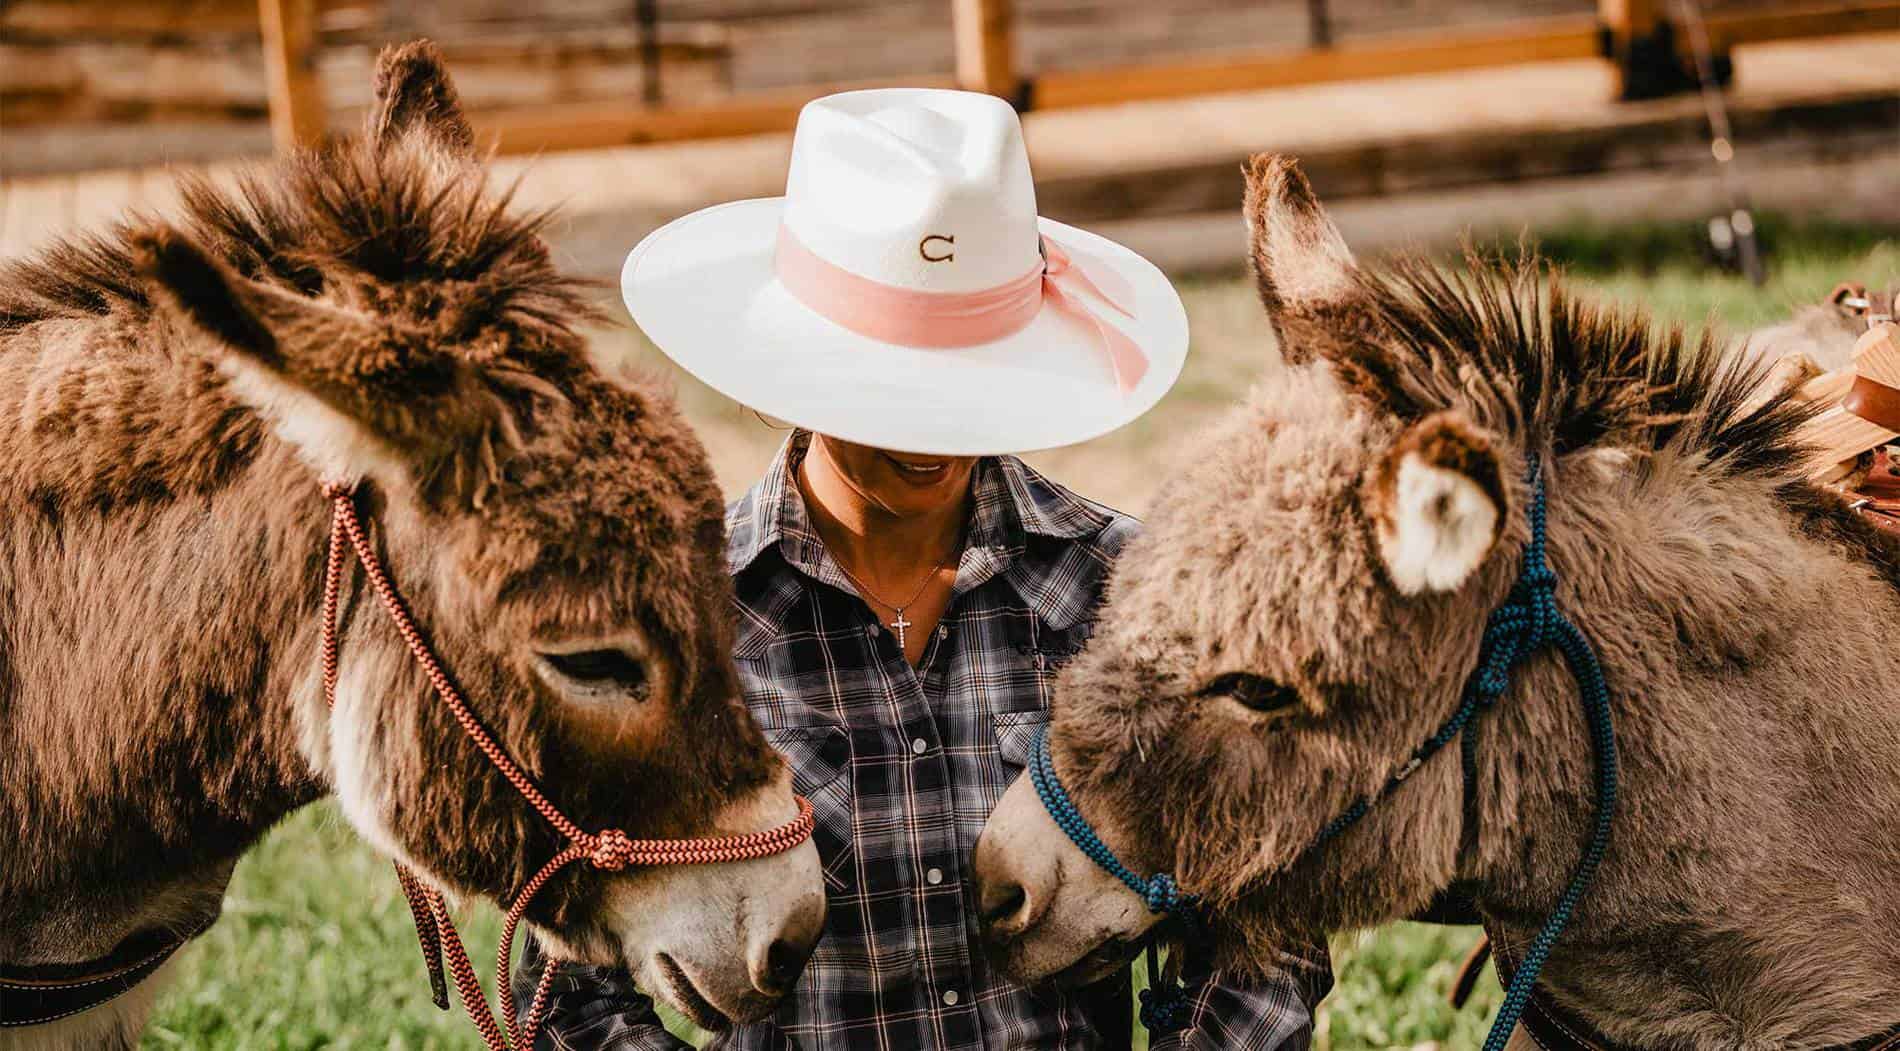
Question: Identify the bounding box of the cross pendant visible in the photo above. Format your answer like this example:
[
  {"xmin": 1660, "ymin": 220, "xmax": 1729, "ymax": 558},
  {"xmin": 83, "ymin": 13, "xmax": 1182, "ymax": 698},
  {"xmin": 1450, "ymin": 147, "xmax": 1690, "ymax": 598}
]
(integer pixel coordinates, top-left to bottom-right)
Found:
[{"xmin": 889, "ymin": 611, "xmax": 913, "ymax": 651}]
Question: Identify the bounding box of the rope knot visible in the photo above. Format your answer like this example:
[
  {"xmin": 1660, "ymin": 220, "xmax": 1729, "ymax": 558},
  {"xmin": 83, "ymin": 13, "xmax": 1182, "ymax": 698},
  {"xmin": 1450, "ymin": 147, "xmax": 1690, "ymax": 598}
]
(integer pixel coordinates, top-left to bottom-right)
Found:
[
  {"xmin": 1511, "ymin": 463, "xmax": 1561, "ymax": 648},
  {"xmin": 1141, "ymin": 873, "xmax": 1185, "ymax": 914},
  {"xmin": 1138, "ymin": 981, "xmax": 1191, "ymax": 1034},
  {"xmin": 320, "ymin": 480, "xmax": 355, "ymax": 502},
  {"xmin": 1476, "ymin": 541, "xmax": 1562, "ymax": 695},
  {"xmin": 588, "ymin": 829, "xmax": 636, "ymax": 871}
]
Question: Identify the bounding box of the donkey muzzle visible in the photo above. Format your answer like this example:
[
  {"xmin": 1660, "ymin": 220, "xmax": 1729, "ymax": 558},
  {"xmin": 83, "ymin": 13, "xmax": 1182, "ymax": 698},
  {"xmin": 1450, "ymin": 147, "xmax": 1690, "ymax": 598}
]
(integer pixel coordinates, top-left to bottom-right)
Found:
[{"xmin": 972, "ymin": 773, "xmax": 1161, "ymax": 984}]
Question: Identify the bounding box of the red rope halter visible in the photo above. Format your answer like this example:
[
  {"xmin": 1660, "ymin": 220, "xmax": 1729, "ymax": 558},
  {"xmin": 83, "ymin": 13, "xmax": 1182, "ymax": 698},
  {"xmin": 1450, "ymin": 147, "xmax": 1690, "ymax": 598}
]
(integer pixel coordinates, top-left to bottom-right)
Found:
[{"xmin": 318, "ymin": 481, "xmax": 816, "ymax": 1049}]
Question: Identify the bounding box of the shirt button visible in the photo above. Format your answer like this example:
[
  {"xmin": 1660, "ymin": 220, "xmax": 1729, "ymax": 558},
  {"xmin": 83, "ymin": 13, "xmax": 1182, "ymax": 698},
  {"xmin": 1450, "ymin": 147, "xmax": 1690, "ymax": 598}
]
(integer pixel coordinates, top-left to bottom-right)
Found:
[
  {"xmin": 911, "ymin": 737, "xmax": 928, "ymax": 756},
  {"xmin": 925, "ymin": 867, "xmax": 944, "ymax": 885},
  {"xmin": 937, "ymin": 626, "xmax": 949, "ymax": 640},
  {"xmin": 941, "ymin": 989, "xmax": 960, "ymax": 1007}
]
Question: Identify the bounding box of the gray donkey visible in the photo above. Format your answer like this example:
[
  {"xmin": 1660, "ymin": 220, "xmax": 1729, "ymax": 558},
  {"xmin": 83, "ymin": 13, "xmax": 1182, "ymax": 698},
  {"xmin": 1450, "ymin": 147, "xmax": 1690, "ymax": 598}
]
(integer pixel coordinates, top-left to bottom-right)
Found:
[{"xmin": 973, "ymin": 155, "xmax": 1900, "ymax": 1047}]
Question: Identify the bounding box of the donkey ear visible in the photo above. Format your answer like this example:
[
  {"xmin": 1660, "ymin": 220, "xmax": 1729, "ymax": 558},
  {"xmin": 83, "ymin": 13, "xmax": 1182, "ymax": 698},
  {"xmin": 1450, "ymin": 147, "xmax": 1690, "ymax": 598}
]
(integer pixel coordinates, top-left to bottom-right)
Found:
[
  {"xmin": 366, "ymin": 39, "xmax": 476, "ymax": 159},
  {"xmin": 1243, "ymin": 154, "xmax": 1356, "ymax": 331},
  {"xmin": 1363, "ymin": 411, "xmax": 1509, "ymax": 595},
  {"xmin": 136, "ymin": 227, "xmax": 414, "ymax": 484},
  {"xmin": 137, "ymin": 226, "xmax": 293, "ymax": 364}
]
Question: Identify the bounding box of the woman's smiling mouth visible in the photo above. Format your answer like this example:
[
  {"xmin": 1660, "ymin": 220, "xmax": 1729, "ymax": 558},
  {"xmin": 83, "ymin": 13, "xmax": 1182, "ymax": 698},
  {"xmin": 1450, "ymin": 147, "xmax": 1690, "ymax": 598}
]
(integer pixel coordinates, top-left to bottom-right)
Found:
[{"xmin": 882, "ymin": 453, "xmax": 951, "ymax": 483}]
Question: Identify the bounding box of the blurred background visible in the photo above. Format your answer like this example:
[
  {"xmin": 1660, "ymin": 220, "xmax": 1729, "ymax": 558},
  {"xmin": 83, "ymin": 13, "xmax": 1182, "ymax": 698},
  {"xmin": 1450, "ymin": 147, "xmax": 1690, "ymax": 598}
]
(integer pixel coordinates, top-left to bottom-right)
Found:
[{"xmin": 4, "ymin": 1, "xmax": 1895, "ymax": 1047}]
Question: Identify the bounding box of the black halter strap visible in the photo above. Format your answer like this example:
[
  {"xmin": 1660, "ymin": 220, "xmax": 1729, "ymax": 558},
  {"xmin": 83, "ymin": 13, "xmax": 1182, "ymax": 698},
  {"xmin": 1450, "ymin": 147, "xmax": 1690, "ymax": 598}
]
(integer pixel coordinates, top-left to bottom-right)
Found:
[{"xmin": 0, "ymin": 921, "xmax": 208, "ymax": 1029}]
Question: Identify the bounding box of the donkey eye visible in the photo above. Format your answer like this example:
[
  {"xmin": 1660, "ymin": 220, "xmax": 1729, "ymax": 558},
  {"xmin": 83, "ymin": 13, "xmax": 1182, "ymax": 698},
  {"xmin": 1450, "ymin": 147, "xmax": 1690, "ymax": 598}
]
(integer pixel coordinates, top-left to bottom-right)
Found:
[
  {"xmin": 1199, "ymin": 672, "xmax": 1299, "ymax": 713},
  {"xmin": 536, "ymin": 648, "xmax": 650, "ymax": 699}
]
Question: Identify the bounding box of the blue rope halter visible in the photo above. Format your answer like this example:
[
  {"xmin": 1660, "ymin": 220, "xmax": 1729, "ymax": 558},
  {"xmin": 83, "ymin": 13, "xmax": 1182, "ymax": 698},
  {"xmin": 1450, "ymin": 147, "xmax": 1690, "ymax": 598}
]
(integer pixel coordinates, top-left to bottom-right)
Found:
[
  {"xmin": 1028, "ymin": 725, "xmax": 1198, "ymax": 1034},
  {"xmin": 1313, "ymin": 457, "xmax": 1619, "ymax": 1051},
  {"xmin": 1023, "ymin": 457, "xmax": 1619, "ymax": 1048}
]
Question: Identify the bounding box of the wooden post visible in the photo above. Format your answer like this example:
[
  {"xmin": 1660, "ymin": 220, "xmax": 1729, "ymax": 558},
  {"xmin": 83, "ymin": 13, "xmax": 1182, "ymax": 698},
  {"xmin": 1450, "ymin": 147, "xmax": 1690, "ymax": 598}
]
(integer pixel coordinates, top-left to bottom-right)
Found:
[
  {"xmin": 1307, "ymin": 0, "xmax": 1333, "ymax": 49},
  {"xmin": 259, "ymin": 0, "xmax": 325, "ymax": 152},
  {"xmin": 1599, "ymin": 0, "xmax": 1657, "ymax": 98},
  {"xmin": 1599, "ymin": 0, "xmax": 1661, "ymax": 43},
  {"xmin": 1598, "ymin": 0, "xmax": 1705, "ymax": 100},
  {"xmin": 637, "ymin": 0, "xmax": 663, "ymax": 106},
  {"xmin": 952, "ymin": 0, "xmax": 1017, "ymax": 103}
]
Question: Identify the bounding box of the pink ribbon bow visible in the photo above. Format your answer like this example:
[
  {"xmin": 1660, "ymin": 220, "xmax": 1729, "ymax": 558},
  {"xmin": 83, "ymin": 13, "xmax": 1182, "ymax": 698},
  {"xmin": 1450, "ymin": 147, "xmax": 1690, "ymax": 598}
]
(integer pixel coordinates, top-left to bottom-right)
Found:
[
  {"xmin": 774, "ymin": 227, "xmax": 1150, "ymax": 394},
  {"xmin": 1035, "ymin": 236, "xmax": 1148, "ymax": 394}
]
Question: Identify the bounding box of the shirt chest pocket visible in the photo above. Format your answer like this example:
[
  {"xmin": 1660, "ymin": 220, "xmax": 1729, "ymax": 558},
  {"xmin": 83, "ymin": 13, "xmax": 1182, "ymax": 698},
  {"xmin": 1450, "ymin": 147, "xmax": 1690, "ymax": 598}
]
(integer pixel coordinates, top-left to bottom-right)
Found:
[
  {"xmin": 992, "ymin": 709, "xmax": 1051, "ymax": 774},
  {"xmin": 1016, "ymin": 614, "xmax": 1090, "ymax": 713},
  {"xmin": 760, "ymin": 724, "xmax": 856, "ymax": 894}
]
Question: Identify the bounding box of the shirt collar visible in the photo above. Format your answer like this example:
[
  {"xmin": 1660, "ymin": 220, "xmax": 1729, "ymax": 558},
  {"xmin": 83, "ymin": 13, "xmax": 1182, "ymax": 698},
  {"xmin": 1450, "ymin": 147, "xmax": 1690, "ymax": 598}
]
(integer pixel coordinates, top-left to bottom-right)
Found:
[
  {"xmin": 725, "ymin": 431, "xmax": 825, "ymax": 580},
  {"xmin": 727, "ymin": 431, "xmax": 1116, "ymax": 629}
]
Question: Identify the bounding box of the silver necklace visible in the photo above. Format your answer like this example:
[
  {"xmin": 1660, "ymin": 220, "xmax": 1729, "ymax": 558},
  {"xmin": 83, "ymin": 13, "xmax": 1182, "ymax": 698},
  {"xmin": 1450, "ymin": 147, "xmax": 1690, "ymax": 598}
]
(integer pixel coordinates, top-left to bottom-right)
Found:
[{"xmin": 833, "ymin": 545, "xmax": 957, "ymax": 651}]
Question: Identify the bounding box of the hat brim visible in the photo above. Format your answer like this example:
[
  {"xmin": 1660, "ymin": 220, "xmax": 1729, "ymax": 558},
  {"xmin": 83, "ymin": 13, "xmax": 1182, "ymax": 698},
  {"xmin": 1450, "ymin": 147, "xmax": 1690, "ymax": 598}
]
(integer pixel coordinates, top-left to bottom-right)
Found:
[{"xmin": 622, "ymin": 198, "xmax": 1189, "ymax": 456}]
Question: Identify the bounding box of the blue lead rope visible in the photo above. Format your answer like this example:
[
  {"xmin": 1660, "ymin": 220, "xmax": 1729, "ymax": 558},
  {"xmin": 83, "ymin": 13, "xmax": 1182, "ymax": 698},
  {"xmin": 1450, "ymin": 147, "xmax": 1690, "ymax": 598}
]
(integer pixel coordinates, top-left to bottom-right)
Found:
[
  {"xmin": 1030, "ymin": 727, "xmax": 1192, "ymax": 915},
  {"xmin": 1029, "ymin": 725, "xmax": 1198, "ymax": 1035},
  {"xmin": 1475, "ymin": 464, "xmax": 1619, "ymax": 1051},
  {"xmin": 1315, "ymin": 458, "xmax": 1620, "ymax": 1051}
]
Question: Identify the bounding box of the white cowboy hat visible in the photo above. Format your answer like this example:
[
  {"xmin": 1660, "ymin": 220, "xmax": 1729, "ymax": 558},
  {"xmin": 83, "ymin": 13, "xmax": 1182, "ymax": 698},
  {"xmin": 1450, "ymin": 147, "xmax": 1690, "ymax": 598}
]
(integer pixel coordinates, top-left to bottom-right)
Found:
[{"xmin": 621, "ymin": 88, "xmax": 1189, "ymax": 456}]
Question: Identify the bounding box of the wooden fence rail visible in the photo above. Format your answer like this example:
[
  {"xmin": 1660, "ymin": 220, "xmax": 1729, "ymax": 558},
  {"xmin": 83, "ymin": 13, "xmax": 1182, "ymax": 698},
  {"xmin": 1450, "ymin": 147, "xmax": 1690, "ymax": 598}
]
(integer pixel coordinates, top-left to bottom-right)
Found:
[
  {"xmin": 258, "ymin": 0, "xmax": 324, "ymax": 151},
  {"xmin": 248, "ymin": 0, "xmax": 1900, "ymax": 155}
]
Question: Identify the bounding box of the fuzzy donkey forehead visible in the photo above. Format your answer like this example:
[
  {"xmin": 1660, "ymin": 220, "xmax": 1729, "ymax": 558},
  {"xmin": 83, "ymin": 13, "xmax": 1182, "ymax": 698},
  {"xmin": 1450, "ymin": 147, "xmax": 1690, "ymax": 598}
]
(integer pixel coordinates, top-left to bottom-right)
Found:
[{"xmin": 1109, "ymin": 382, "xmax": 1378, "ymax": 626}]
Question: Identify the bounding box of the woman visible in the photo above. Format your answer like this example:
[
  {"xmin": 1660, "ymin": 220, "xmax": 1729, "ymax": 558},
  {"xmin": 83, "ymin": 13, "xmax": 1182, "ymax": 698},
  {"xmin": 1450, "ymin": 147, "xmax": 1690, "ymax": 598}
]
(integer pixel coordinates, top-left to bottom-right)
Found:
[{"xmin": 520, "ymin": 88, "xmax": 1330, "ymax": 1049}]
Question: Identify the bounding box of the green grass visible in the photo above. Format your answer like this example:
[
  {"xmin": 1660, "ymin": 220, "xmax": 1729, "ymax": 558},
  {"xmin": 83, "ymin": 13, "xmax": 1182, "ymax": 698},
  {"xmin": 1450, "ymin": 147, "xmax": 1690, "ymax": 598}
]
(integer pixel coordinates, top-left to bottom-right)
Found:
[{"xmin": 144, "ymin": 217, "xmax": 1896, "ymax": 1049}]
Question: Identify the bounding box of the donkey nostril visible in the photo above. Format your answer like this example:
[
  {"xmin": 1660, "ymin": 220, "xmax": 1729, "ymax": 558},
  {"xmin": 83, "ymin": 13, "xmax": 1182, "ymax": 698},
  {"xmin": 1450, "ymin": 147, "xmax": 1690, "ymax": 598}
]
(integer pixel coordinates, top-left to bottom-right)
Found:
[
  {"xmin": 765, "ymin": 939, "xmax": 804, "ymax": 991},
  {"xmin": 748, "ymin": 880, "xmax": 824, "ymax": 1000},
  {"xmin": 751, "ymin": 931, "xmax": 817, "ymax": 999},
  {"xmin": 979, "ymin": 878, "xmax": 1031, "ymax": 935}
]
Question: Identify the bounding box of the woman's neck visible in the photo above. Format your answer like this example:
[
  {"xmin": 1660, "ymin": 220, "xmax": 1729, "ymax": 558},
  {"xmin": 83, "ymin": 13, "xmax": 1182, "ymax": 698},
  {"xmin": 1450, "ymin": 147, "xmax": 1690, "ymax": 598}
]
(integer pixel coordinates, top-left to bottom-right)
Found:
[{"xmin": 796, "ymin": 439, "xmax": 967, "ymax": 585}]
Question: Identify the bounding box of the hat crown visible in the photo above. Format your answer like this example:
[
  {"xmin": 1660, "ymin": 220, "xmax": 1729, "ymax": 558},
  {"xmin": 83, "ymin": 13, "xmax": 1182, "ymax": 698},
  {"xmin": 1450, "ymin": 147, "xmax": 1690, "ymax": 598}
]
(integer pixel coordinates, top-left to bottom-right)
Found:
[{"xmin": 782, "ymin": 89, "xmax": 1041, "ymax": 294}]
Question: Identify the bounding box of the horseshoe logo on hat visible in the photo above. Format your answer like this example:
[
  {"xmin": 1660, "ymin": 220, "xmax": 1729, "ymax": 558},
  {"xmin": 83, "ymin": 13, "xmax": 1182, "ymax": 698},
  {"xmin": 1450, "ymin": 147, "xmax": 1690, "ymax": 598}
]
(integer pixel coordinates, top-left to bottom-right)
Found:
[{"xmin": 920, "ymin": 235, "xmax": 955, "ymax": 263}]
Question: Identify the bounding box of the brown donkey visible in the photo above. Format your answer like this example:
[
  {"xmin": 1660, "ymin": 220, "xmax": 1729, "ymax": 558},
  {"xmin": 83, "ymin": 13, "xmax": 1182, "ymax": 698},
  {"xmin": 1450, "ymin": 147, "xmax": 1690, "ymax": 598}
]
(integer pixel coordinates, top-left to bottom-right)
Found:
[
  {"xmin": 974, "ymin": 156, "xmax": 1900, "ymax": 1047},
  {"xmin": 0, "ymin": 43, "xmax": 823, "ymax": 1050}
]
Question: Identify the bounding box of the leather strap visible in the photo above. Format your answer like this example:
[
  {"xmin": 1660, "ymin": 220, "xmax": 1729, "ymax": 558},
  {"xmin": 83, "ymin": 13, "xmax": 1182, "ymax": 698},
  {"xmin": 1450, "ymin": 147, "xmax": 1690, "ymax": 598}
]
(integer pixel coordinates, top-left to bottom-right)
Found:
[
  {"xmin": 1830, "ymin": 281, "xmax": 1872, "ymax": 315},
  {"xmin": 1448, "ymin": 934, "xmax": 1493, "ymax": 1011},
  {"xmin": 1844, "ymin": 375, "xmax": 1900, "ymax": 434},
  {"xmin": 0, "ymin": 925, "xmax": 202, "ymax": 1028},
  {"xmin": 1517, "ymin": 988, "xmax": 1609, "ymax": 1051},
  {"xmin": 1489, "ymin": 933, "xmax": 1611, "ymax": 1051}
]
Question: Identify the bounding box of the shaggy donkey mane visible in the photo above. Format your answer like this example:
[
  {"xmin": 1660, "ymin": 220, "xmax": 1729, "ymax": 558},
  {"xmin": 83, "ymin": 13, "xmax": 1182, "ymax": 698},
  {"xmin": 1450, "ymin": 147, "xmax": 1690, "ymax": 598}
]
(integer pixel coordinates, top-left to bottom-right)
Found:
[
  {"xmin": 1332, "ymin": 253, "xmax": 1900, "ymax": 590},
  {"xmin": 1344, "ymin": 255, "xmax": 1811, "ymax": 477},
  {"xmin": 0, "ymin": 151, "xmax": 591, "ymax": 338},
  {"xmin": 0, "ymin": 113, "xmax": 605, "ymax": 509}
]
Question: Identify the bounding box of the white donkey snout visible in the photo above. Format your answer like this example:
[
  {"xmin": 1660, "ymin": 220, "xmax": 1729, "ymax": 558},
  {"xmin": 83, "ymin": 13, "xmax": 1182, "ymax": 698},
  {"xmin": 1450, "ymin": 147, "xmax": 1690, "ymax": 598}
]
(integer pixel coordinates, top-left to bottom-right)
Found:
[
  {"xmin": 597, "ymin": 771, "xmax": 827, "ymax": 1029},
  {"xmin": 972, "ymin": 772, "xmax": 1161, "ymax": 986}
]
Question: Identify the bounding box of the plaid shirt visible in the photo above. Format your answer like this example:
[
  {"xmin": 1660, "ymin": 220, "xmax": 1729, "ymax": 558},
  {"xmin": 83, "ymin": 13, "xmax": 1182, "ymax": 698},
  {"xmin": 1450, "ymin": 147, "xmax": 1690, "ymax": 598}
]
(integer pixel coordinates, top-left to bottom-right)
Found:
[{"xmin": 520, "ymin": 434, "xmax": 1328, "ymax": 1050}]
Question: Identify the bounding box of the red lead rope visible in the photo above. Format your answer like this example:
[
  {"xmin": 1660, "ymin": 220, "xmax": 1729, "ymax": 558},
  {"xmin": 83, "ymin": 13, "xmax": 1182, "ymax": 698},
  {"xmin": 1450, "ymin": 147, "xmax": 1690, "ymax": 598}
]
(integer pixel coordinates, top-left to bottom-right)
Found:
[{"xmin": 318, "ymin": 482, "xmax": 816, "ymax": 1049}]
